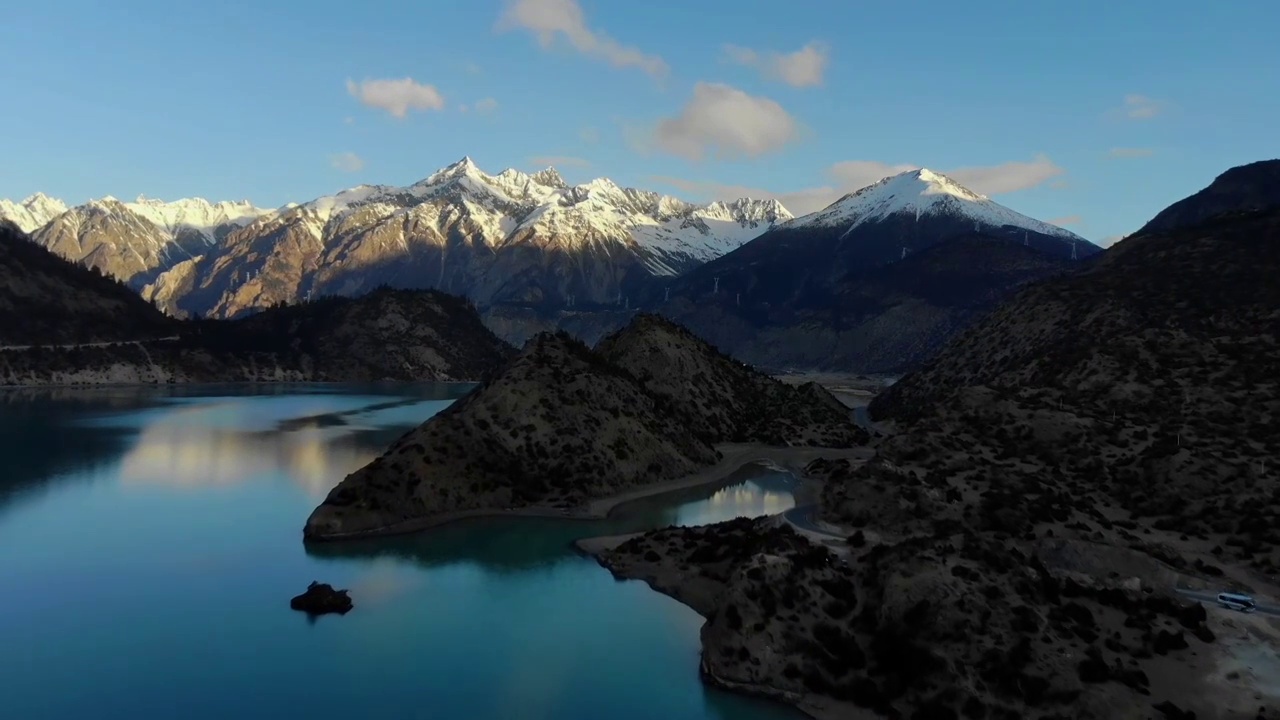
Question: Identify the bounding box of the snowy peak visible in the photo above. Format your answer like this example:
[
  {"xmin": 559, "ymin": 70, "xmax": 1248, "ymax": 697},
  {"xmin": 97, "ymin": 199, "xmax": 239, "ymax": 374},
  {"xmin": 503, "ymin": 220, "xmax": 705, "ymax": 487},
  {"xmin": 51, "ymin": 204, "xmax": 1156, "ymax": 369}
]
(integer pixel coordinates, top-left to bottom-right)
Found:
[
  {"xmin": 788, "ymin": 167, "xmax": 1082, "ymax": 241},
  {"xmin": 700, "ymin": 198, "xmax": 793, "ymax": 224},
  {"xmin": 530, "ymin": 167, "xmax": 568, "ymax": 189},
  {"xmin": 0, "ymin": 192, "xmax": 70, "ymax": 232}
]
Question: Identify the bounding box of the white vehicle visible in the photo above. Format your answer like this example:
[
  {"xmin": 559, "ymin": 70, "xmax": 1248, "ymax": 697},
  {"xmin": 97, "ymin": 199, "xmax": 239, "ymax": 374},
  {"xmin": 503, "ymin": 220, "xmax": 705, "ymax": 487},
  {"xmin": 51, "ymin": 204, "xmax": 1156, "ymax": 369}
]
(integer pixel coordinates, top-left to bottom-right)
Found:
[{"xmin": 1217, "ymin": 592, "xmax": 1257, "ymax": 612}]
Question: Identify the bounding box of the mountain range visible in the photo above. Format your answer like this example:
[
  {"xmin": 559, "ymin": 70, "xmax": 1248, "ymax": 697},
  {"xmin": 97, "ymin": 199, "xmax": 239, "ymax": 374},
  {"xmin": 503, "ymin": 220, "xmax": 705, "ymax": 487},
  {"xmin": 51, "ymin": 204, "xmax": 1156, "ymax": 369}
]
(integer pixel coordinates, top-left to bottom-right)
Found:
[
  {"xmin": 3, "ymin": 158, "xmax": 791, "ymax": 317},
  {"xmin": 4, "ymin": 159, "xmax": 1094, "ymax": 373}
]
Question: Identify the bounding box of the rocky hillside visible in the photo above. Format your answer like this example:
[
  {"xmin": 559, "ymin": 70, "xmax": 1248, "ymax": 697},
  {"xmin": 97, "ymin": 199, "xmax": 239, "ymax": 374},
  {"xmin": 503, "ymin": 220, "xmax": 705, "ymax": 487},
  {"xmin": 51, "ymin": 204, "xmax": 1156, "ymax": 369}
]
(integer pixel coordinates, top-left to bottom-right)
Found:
[
  {"xmin": 596, "ymin": 314, "xmax": 862, "ymax": 445},
  {"xmin": 304, "ymin": 316, "xmax": 866, "ymax": 540},
  {"xmin": 1137, "ymin": 158, "xmax": 1280, "ymax": 234},
  {"xmin": 579, "ymin": 163, "xmax": 1280, "ymax": 720},
  {"xmin": 25, "ymin": 196, "xmax": 267, "ymax": 287},
  {"xmin": 655, "ymin": 235, "xmax": 1078, "ymax": 373},
  {"xmin": 591, "ymin": 516, "xmax": 1227, "ymax": 720},
  {"xmin": 0, "ymin": 221, "xmax": 176, "ymax": 345},
  {"xmin": 857, "ymin": 201, "xmax": 1280, "ymax": 566}
]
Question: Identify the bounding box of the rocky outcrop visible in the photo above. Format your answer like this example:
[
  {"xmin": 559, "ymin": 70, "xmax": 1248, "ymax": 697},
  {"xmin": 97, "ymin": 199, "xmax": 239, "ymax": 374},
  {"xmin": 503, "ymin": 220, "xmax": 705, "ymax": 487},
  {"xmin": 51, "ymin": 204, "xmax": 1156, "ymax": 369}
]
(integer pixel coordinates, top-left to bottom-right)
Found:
[
  {"xmin": 304, "ymin": 315, "xmax": 867, "ymax": 540},
  {"xmin": 290, "ymin": 582, "xmax": 353, "ymax": 615},
  {"xmin": 589, "ymin": 517, "xmax": 1222, "ymax": 720}
]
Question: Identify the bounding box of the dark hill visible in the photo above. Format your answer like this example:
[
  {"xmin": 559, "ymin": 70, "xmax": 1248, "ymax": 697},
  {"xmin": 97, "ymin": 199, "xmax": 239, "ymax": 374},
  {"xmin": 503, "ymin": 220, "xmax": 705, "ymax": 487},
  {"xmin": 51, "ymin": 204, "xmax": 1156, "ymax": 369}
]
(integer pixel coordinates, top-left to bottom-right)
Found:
[
  {"xmin": 304, "ymin": 315, "xmax": 867, "ymax": 539},
  {"xmin": 0, "ymin": 225, "xmax": 515, "ymax": 386},
  {"xmin": 0, "ymin": 221, "xmax": 176, "ymax": 345},
  {"xmin": 1137, "ymin": 158, "xmax": 1280, "ymax": 234},
  {"xmin": 652, "ymin": 235, "xmax": 1079, "ymax": 373}
]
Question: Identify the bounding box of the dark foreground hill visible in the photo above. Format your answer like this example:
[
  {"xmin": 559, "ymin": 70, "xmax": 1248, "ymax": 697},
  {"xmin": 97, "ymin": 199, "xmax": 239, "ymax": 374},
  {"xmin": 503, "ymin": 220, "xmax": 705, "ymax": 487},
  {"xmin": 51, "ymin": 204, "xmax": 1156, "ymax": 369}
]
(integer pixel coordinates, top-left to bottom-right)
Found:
[
  {"xmin": 1136, "ymin": 158, "xmax": 1280, "ymax": 234},
  {"xmin": 574, "ymin": 162, "xmax": 1280, "ymax": 720},
  {"xmin": 0, "ymin": 222, "xmax": 514, "ymax": 384},
  {"xmin": 304, "ymin": 315, "xmax": 868, "ymax": 539},
  {"xmin": 0, "ymin": 220, "xmax": 176, "ymax": 345}
]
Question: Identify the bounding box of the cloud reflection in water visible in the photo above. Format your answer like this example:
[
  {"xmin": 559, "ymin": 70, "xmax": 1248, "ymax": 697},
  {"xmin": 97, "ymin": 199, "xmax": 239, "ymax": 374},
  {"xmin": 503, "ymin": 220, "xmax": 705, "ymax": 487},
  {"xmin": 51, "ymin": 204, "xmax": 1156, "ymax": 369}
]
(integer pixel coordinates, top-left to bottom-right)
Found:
[{"xmin": 115, "ymin": 404, "xmax": 403, "ymax": 497}]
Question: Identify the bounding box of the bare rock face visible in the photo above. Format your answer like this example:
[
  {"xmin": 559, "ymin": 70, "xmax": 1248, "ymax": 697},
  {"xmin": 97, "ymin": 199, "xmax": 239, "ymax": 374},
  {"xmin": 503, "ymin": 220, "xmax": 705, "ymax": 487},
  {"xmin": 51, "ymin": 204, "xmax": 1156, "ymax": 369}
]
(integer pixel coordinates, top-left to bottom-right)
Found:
[
  {"xmin": 304, "ymin": 315, "xmax": 866, "ymax": 540},
  {"xmin": 290, "ymin": 582, "xmax": 353, "ymax": 615}
]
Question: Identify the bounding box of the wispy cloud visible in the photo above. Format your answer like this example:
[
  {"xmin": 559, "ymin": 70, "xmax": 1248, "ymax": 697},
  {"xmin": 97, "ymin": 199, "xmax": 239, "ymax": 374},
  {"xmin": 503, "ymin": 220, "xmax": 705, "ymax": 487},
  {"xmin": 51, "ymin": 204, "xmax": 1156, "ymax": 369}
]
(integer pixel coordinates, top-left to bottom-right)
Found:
[
  {"xmin": 474, "ymin": 97, "xmax": 499, "ymax": 114},
  {"xmin": 650, "ymin": 82, "xmax": 800, "ymax": 161},
  {"xmin": 651, "ymin": 155, "xmax": 1066, "ymax": 215},
  {"xmin": 495, "ymin": 0, "xmax": 668, "ymax": 79},
  {"xmin": 1116, "ymin": 94, "xmax": 1164, "ymax": 120},
  {"xmin": 1108, "ymin": 147, "xmax": 1155, "ymax": 158},
  {"xmin": 579, "ymin": 126, "xmax": 600, "ymax": 144},
  {"xmin": 529, "ymin": 155, "xmax": 590, "ymax": 168},
  {"xmin": 330, "ymin": 152, "xmax": 364, "ymax": 173},
  {"xmin": 1050, "ymin": 215, "xmax": 1082, "ymax": 226},
  {"xmin": 722, "ymin": 41, "xmax": 829, "ymax": 88},
  {"xmin": 346, "ymin": 77, "xmax": 445, "ymax": 118}
]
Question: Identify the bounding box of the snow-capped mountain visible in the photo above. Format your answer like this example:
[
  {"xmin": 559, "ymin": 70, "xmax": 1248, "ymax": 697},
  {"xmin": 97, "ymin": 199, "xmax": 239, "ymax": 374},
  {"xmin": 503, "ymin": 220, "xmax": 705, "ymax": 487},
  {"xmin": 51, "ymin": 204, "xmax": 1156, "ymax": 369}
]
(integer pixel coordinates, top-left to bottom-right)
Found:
[
  {"xmin": 138, "ymin": 157, "xmax": 791, "ymax": 318},
  {"xmin": 1, "ymin": 194, "xmax": 273, "ymax": 286},
  {"xmin": 0, "ymin": 193, "xmax": 68, "ymax": 233},
  {"xmin": 788, "ymin": 168, "xmax": 1083, "ymax": 243},
  {"xmin": 644, "ymin": 167, "xmax": 1101, "ymax": 372}
]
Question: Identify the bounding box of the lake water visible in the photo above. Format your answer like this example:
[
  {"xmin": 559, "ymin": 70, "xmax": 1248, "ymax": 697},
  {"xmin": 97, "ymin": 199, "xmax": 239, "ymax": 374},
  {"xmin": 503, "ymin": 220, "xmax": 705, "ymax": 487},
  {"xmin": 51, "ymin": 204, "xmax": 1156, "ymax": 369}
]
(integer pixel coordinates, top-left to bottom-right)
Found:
[{"xmin": 0, "ymin": 384, "xmax": 805, "ymax": 720}]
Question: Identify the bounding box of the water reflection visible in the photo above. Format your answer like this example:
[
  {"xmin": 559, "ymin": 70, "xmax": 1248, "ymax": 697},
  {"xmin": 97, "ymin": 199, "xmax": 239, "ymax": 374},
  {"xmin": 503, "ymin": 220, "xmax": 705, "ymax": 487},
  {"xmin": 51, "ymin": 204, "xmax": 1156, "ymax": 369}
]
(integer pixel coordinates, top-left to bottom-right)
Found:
[
  {"xmin": 305, "ymin": 473, "xmax": 796, "ymax": 574},
  {"xmin": 0, "ymin": 383, "xmax": 472, "ymax": 514},
  {"xmin": 117, "ymin": 414, "xmax": 392, "ymax": 497}
]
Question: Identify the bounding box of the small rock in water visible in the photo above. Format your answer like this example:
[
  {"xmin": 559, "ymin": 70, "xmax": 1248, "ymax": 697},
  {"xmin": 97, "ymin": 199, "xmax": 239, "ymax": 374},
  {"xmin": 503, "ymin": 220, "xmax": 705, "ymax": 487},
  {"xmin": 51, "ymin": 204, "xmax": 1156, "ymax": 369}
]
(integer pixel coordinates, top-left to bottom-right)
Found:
[{"xmin": 290, "ymin": 581, "xmax": 354, "ymax": 615}]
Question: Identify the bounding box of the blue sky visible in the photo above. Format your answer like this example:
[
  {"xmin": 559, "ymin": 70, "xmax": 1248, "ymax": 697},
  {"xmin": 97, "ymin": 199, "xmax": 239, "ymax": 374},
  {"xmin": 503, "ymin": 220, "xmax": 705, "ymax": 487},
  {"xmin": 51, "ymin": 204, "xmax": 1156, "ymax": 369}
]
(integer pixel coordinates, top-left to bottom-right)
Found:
[{"xmin": 2, "ymin": 0, "xmax": 1277, "ymax": 244}]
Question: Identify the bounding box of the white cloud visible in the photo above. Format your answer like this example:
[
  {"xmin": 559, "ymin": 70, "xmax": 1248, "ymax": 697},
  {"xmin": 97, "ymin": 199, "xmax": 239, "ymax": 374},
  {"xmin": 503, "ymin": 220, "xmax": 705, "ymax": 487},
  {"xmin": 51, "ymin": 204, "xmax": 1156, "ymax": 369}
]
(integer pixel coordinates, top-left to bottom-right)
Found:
[
  {"xmin": 652, "ymin": 82, "xmax": 800, "ymax": 161},
  {"xmin": 1117, "ymin": 94, "xmax": 1163, "ymax": 120},
  {"xmin": 826, "ymin": 161, "xmax": 921, "ymax": 192},
  {"xmin": 579, "ymin": 126, "xmax": 600, "ymax": 144},
  {"xmin": 1108, "ymin": 147, "xmax": 1154, "ymax": 158},
  {"xmin": 330, "ymin": 152, "xmax": 364, "ymax": 173},
  {"xmin": 722, "ymin": 41, "xmax": 829, "ymax": 88},
  {"xmin": 346, "ymin": 77, "xmax": 445, "ymax": 118},
  {"xmin": 495, "ymin": 0, "xmax": 668, "ymax": 79},
  {"xmin": 943, "ymin": 155, "xmax": 1066, "ymax": 195},
  {"xmin": 529, "ymin": 155, "xmax": 591, "ymax": 168},
  {"xmin": 651, "ymin": 155, "xmax": 1066, "ymax": 215},
  {"xmin": 474, "ymin": 97, "xmax": 499, "ymax": 114},
  {"xmin": 1049, "ymin": 215, "xmax": 1082, "ymax": 226}
]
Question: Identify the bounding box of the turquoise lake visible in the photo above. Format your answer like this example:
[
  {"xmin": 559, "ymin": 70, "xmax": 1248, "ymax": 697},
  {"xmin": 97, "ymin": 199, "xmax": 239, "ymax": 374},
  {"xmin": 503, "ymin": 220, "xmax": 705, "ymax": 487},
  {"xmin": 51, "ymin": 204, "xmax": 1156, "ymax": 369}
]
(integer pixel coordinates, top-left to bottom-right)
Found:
[{"xmin": 0, "ymin": 384, "xmax": 806, "ymax": 720}]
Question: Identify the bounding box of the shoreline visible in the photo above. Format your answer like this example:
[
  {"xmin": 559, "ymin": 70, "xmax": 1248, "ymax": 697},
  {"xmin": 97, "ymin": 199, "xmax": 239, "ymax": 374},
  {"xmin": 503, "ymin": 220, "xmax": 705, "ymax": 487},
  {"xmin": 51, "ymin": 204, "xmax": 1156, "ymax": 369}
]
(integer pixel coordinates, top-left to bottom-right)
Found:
[
  {"xmin": 304, "ymin": 443, "xmax": 875, "ymax": 542},
  {"xmin": 0, "ymin": 378, "xmax": 485, "ymax": 391},
  {"xmin": 576, "ymin": 522, "xmax": 868, "ymax": 720}
]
